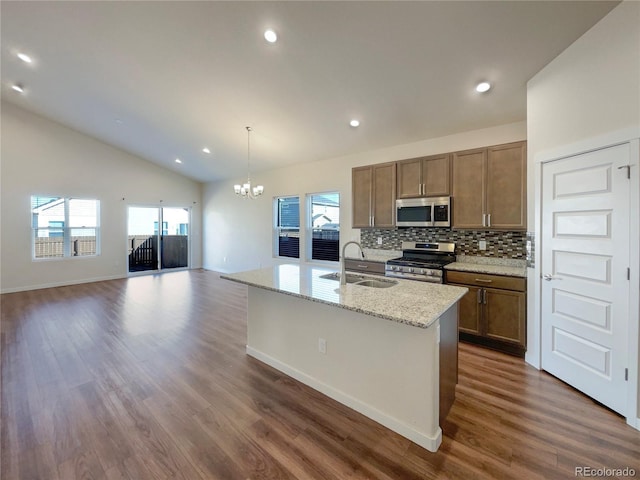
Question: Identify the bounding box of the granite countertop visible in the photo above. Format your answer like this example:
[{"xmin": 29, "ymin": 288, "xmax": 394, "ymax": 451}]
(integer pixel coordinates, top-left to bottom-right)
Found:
[
  {"xmin": 445, "ymin": 255, "xmax": 527, "ymax": 278},
  {"xmin": 345, "ymin": 248, "xmax": 401, "ymax": 263},
  {"xmin": 221, "ymin": 264, "xmax": 467, "ymax": 329}
]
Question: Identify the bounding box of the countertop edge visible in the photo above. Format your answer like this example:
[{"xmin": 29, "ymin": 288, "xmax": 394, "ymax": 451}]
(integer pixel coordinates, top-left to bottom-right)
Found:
[
  {"xmin": 445, "ymin": 262, "xmax": 526, "ymax": 278},
  {"xmin": 221, "ymin": 273, "xmax": 465, "ymax": 329}
]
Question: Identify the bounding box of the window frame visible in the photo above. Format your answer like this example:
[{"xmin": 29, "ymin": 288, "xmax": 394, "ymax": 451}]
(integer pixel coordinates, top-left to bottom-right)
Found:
[
  {"xmin": 273, "ymin": 195, "xmax": 300, "ymax": 260},
  {"xmin": 305, "ymin": 191, "xmax": 340, "ymax": 264},
  {"xmin": 31, "ymin": 195, "xmax": 101, "ymax": 261}
]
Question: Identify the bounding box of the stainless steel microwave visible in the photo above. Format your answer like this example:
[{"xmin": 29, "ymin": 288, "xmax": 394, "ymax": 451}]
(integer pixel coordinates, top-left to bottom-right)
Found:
[{"xmin": 395, "ymin": 197, "xmax": 451, "ymax": 227}]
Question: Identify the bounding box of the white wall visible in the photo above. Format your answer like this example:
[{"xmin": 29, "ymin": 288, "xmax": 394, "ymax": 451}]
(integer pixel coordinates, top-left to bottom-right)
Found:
[
  {"xmin": 1, "ymin": 102, "xmax": 203, "ymax": 293},
  {"xmin": 526, "ymin": 1, "xmax": 640, "ymax": 423},
  {"xmin": 203, "ymin": 121, "xmax": 526, "ymax": 273}
]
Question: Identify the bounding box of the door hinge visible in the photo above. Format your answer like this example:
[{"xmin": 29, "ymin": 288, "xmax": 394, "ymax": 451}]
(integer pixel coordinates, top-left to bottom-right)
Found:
[
  {"xmin": 625, "ymin": 368, "xmax": 628, "ymax": 381},
  {"xmin": 627, "ymin": 267, "xmax": 631, "ymax": 280}
]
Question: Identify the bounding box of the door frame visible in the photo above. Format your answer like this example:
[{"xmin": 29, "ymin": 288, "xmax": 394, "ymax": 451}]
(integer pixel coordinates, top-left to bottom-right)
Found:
[
  {"xmin": 126, "ymin": 203, "xmax": 192, "ymax": 276},
  {"xmin": 531, "ymin": 131, "xmax": 639, "ymax": 429}
]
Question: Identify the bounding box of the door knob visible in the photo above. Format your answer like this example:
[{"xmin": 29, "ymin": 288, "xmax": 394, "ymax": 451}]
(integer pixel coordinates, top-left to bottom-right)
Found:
[{"xmin": 543, "ymin": 274, "xmax": 558, "ymax": 281}]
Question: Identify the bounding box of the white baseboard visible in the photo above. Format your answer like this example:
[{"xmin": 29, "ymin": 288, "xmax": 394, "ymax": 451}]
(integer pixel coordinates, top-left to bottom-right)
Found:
[
  {"xmin": 1, "ymin": 273, "xmax": 127, "ymax": 294},
  {"xmin": 246, "ymin": 345, "xmax": 442, "ymax": 453}
]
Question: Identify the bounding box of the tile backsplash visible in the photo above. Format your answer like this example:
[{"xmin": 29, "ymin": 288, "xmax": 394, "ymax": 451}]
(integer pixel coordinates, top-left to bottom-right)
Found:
[{"xmin": 360, "ymin": 227, "xmax": 526, "ymax": 259}]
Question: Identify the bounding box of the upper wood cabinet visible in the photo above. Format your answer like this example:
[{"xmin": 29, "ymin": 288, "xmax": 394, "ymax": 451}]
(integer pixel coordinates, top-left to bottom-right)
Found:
[
  {"xmin": 397, "ymin": 154, "xmax": 450, "ymax": 198},
  {"xmin": 486, "ymin": 142, "xmax": 527, "ymax": 230},
  {"xmin": 452, "ymin": 141, "xmax": 526, "ymax": 230},
  {"xmin": 451, "ymin": 148, "xmax": 486, "ymax": 229},
  {"xmin": 352, "ymin": 162, "xmax": 396, "ymax": 228}
]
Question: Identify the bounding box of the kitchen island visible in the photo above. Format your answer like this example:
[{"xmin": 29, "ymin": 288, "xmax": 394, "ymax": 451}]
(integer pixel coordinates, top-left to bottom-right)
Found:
[{"xmin": 221, "ymin": 264, "xmax": 467, "ymax": 452}]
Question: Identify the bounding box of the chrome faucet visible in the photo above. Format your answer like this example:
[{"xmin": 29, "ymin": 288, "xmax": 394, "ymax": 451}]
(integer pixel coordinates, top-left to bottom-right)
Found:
[{"xmin": 340, "ymin": 241, "xmax": 365, "ymax": 285}]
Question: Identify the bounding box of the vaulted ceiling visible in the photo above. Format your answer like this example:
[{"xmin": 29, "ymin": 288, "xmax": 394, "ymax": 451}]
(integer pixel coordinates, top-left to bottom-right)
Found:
[{"xmin": 1, "ymin": 1, "xmax": 618, "ymax": 183}]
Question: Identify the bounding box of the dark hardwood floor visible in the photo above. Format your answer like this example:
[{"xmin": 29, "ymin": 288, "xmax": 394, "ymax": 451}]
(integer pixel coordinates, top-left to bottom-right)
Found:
[{"xmin": 2, "ymin": 270, "xmax": 639, "ymax": 479}]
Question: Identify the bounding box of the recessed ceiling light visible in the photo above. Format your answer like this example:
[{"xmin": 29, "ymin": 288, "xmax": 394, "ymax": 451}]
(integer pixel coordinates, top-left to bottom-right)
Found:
[
  {"xmin": 202, "ymin": 147, "xmax": 211, "ymax": 154},
  {"xmin": 264, "ymin": 29, "xmax": 278, "ymax": 43},
  {"xmin": 175, "ymin": 158, "xmax": 182, "ymax": 164},
  {"xmin": 350, "ymin": 119, "xmax": 360, "ymax": 128},
  {"xmin": 476, "ymin": 82, "xmax": 491, "ymax": 93},
  {"xmin": 17, "ymin": 52, "xmax": 32, "ymax": 64},
  {"xmin": 11, "ymin": 83, "xmax": 25, "ymax": 93}
]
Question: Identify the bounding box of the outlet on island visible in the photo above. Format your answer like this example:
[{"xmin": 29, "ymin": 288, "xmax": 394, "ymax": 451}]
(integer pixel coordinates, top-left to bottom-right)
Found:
[
  {"xmin": 377, "ymin": 236, "xmax": 383, "ymax": 245},
  {"xmin": 479, "ymin": 240, "xmax": 487, "ymax": 251},
  {"xmin": 318, "ymin": 338, "xmax": 327, "ymax": 354}
]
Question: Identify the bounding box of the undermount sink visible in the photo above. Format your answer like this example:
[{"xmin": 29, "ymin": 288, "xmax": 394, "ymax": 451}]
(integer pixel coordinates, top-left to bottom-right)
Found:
[
  {"xmin": 320, "ymin": 272, "xmax": 363, "ymax": 283},
  {"xmin": 352, "ymin": 279, "xmax": 397, "ymax": 288},
  {"xmin": 320, "ymin": 272, "xmax": 398, "ymax": 288}
]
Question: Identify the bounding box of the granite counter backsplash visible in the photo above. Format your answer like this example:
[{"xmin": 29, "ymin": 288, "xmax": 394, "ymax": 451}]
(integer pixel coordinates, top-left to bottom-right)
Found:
[{"xmin": 360, "ymin": 227, "xmax": 525, "ymax": 259}]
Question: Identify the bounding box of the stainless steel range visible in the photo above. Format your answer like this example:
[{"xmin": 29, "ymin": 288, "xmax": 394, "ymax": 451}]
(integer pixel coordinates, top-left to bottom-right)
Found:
[{"xmin": 385, "ymin": 242, "xmax": 456, "ymax": 283}]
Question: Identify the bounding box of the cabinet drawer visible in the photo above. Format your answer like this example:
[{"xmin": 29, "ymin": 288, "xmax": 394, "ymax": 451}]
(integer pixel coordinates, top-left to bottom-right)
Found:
[
  {"xmin": 446, "ymin": 270, "xmax": 525, "ymax": 291},
  {"xmin": 344, "ymin": 259, "xmax": 386, "ymax": 276}
]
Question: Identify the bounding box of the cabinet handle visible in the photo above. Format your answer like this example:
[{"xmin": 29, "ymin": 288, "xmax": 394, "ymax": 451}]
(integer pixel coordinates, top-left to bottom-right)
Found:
[
  {"xmin": 372, "ymin": 215, "xmax": 375, "ymax": 226},
  {"xmin": 475, "ymin": 279, "xmax": 493, "ymax": 283},
  {"xmin": 482, "ymin": 213, "xmax": 486, "ymax": 227},
  {"xmin": 483, "ymin": 289, "xmax": 487, "ymax": 304},
  {"xmin": 477, "ymin": 289, "xmax": 482, "ymax": 304},
  {"xmin": 357, "ymin": 264, "xmax": 369, "ymax": 269},
  {"xmin": 487, "ymin": 213, "xmax": 491, "ymax": 227}
]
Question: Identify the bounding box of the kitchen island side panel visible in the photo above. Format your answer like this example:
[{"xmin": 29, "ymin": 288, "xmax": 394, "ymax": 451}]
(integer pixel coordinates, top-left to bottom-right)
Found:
[{"xmin": 246, "ymin": 286, "xmax": 446, "ymax": 452}]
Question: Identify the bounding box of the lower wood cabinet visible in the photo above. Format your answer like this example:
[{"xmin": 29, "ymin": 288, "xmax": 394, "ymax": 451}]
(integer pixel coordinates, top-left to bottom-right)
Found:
[{"xmin": 446, "ymin": 270, "xmax": 526, "ymax": 356}]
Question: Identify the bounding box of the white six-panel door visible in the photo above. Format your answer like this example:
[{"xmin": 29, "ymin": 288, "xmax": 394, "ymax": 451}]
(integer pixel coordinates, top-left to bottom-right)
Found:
[{"xmin": 541, "ymin": 143, "xmax": 630, "ymax": 415}]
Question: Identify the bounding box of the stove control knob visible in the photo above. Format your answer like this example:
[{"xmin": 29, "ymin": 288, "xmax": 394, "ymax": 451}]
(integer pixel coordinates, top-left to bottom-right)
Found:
[
  {"xmin": 426, "ymin": 271, "xmax": 433, "ymax": 276},
  {"xmin": 409, "ymin": 268, "xmax": 414, "ymax": 273},
  {"xmin": 418, "ymin": 269, "xmax": 425, "ymax": 275}
]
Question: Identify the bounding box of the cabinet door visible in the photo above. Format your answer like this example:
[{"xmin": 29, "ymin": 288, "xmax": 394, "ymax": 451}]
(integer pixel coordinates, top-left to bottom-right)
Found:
[
  {"xmin": 455, "ymin": 285, "xmax": 482, "ymax": 335},
  {"xmin": 452, "ymin": 148, "xmax": 486, "ymax": 228},
  {"xmin": 372, "ymin": 162, "xmax": 396, "ymax": 227},
  {"xmin": 352, "ymin": 166, "xmax": 372, "ymax": 228},
  {"xmin": 423, "ymin": 154, "xmax": 450, "ymax": 197},
  {"xmin": 486, "ymin": 142, "xmax": 526, "ymax": 230},
  {"xmin": 396, "ymin": 158, "xmax": 422, "ymax": 198},
  {"xmin": 484, "ymin": 288, "xmax": 526, "ymax": 346}
]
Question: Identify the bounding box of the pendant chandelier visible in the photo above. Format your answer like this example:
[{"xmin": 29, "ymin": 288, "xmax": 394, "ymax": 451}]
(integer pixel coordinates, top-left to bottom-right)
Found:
[{"xmin": 234, "ymin": 126, "xmax": 264, "ymax": 199}]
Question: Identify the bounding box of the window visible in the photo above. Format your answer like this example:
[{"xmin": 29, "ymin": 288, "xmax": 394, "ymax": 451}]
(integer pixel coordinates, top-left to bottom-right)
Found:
[
  {"xmin": 274, "ymin": 196, "xmax": 300, "ymax": 258},
  {"xmin": 307, "ymin": 192, "xmax": 340, "ymax": 262},
  {"xmin": 31, "ymin": 196, "xmax": 100, "ymax": 259}
]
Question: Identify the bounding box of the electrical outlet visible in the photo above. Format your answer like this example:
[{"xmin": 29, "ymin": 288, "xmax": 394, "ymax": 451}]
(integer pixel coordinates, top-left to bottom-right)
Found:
[
  {"xmin": 479, "ymin": 240, "xmax": 487, "ymax": 251},
  {"xmin": 318, "ymin": 338, "xmax": 327, "ymax": 354},
  {"xmin": 377, "ymin": 236, "xmax": 383, "ymax": 245}
]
